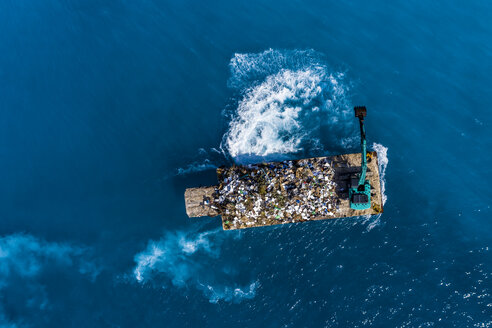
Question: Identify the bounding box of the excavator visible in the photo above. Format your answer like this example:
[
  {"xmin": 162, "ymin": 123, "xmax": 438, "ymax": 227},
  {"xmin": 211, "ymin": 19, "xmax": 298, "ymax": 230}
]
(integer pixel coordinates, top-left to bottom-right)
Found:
[{"xmin": 349, "ymin": 106, "xmax": 371, "ymax": 210}]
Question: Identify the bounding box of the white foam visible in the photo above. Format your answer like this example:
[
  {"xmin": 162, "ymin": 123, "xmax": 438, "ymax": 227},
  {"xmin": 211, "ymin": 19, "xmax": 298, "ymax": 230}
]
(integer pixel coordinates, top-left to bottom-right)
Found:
[
  {"xmin": 223, "ymin": 49, "xmax": 353, "ymax": 164},
  {"xmin": 176, "ymin": 160, "xmax": 216, "ymax": 176},
  {"xmin": 361, "ymin": 143, "xmax": 388, "ymax": 232},
  {"xmin": 205, "ymin": 281, "xmax": 258, "ymax": 304},
  {"xmin": 172, "ymin": 148, "xmax": 224, "ymax": 179},
  {"xmin": 134, "ymin": 244, "xmax": 164, "ymax": 282},
  {"xmin": 228, "ymin": 48, "xmax": 322, "ymax": 90},
  {"xmin": 226, "ymin": 69, "xmax": 320, "ymax": 158},
  {"xmin": 133, "ymin": 228, "xmax": 257, "ymax": 303},
  {"xmin": 365, "ymin": 216, "xmax": 381, "ymax": 232},
  {"xmin": 372, "ymin": 143, "xmax": 388, "ymax": 205}
]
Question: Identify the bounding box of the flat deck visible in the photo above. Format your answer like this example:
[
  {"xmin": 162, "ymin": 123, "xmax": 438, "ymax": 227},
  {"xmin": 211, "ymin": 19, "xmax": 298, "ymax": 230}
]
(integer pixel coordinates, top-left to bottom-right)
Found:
[{"xmin": 184, "ymin": 152, "xmax": 383, "ymax": 230}]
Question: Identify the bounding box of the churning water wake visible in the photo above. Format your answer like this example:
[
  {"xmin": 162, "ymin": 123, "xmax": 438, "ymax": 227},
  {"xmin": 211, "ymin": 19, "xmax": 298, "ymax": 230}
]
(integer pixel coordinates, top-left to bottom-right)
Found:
[
  {"xmin": 133, "ymin": 227, "xmax": 257, "ymax": 303},
  {"xmin": 222, "ymin": 49, "xmax": 356, "ymax": 164},
  {"xmin": 372, "ymin": 142, "xmax": 388, "ymax": 206}
]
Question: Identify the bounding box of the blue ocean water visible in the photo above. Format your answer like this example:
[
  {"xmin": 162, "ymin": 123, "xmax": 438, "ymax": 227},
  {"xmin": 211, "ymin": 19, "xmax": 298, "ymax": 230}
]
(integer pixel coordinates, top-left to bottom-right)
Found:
[{"xmin": 0, "ymin": 0, "xmax": 491, "ymax": 327}]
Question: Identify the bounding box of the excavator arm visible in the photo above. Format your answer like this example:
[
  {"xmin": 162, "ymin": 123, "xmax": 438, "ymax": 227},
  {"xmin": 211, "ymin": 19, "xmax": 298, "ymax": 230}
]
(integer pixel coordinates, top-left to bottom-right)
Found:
[
  {"xmin": 349, "ymin": 106, "xmax": 371, "ymax": 210},
  {"xmin": 355, "ymin": 106, "xmax": 367, "ymax": 188}
]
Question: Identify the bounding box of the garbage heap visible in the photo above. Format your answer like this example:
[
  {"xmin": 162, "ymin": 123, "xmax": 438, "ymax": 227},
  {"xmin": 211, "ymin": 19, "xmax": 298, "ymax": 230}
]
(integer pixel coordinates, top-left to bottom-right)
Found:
[{"xmin": 213, "ymin": 157, "xmax": 340, "ymax": 230}]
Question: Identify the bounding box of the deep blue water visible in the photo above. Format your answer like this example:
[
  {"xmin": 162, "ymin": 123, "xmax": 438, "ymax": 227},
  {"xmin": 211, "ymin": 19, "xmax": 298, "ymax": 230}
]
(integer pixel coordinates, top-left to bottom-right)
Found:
[{"xmin": 0, "ymin": 0, "xmax": 491, "ymax": 327}]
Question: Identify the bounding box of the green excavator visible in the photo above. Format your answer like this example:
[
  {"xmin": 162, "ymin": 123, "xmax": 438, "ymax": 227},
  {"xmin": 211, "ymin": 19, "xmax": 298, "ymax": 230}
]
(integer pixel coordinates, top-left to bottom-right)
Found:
[{"xmin": 349, "ymin": 106, "xmax": 371, "ymax": 210}]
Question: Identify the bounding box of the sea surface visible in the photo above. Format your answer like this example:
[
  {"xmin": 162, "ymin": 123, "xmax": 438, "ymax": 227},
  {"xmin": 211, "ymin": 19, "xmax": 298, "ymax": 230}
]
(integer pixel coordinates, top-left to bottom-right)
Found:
[{"xmin": 0, "ymin": 0, "xmax": 491, "ymax": 327}]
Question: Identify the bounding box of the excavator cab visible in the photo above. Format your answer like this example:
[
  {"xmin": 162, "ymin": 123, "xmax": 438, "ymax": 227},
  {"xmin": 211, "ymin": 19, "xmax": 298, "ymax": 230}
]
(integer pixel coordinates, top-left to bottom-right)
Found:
[{"xmin": 349, "ymin": 106, "xmax": 371, "ymax": 210}]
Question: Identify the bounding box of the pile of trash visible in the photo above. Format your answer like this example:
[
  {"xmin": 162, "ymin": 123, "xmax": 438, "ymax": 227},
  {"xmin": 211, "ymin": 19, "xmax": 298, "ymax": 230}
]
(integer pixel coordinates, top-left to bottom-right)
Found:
[{"xmin": 213, "ymin": 158, "xmax": 340, "ymax": 229}]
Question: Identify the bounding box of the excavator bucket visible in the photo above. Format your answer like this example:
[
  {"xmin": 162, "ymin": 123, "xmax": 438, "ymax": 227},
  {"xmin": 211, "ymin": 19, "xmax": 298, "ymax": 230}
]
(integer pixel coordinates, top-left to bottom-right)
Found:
[{"xmin": 354, "ymin": 106, "xmax": 367, "ymax": 118}]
